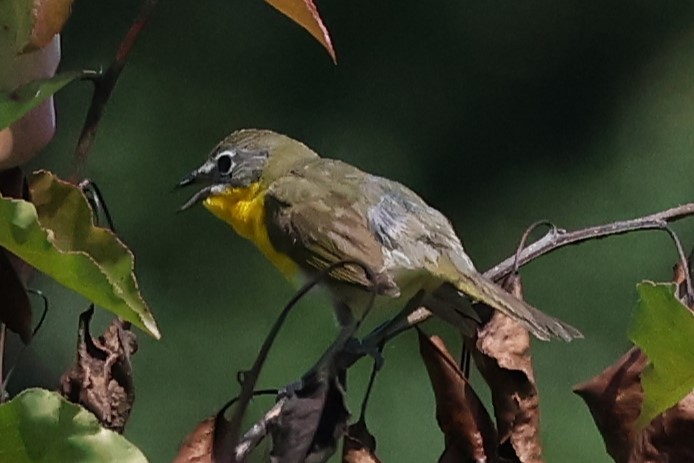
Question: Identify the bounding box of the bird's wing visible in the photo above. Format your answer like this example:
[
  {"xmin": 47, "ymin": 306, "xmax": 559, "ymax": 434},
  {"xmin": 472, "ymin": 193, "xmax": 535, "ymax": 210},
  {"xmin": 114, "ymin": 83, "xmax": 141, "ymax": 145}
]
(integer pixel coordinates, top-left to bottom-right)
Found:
[
  {"xmin": 366, "ymin": 182, "xmax": 583, "ymax": 342},
  {"xmin": 264, "ymin": 173, "xmax": 400, "ymax": 296}
]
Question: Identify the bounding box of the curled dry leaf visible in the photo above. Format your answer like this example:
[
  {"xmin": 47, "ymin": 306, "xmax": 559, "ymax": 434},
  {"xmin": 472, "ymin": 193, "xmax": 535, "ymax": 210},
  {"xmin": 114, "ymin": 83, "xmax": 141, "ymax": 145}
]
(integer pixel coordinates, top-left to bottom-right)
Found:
[
  {"xmin": 575, "ymin": 267, "xmax": 694, "ymax": 463},
  {"xmin": 174, "ymin": 415, "xmax": 215, "ymax": 463},
  {"xmin": 264, "ymin": 0, "xmax": 336, "ymax": 62},
  {"xmin": 573, "ymin": 347, "xmax": 647, "ymax": 462},
  {"xmin": 342, "ymin": 419, "xmax": 381, "ymax": 463},
  {"xmin": 632, "ymin": 392, "xmax": 694, "ymax": 462},
  {"xmin": 418, "ymin": 331, "xmax": 498, "ymax": 462},
  {"xmin": 59, "ymin": 307, "xmax": 138, "ymax": 433},
  {"xmin": 269, "ymin": 373, "xmax": 350, "ymax": 462},
  {"xmin": 175, "ymin": 399, "xmax": 237, "ymax": 463},
  {"xmin": 229, "ymin": 372, "xmax": 350, "ymax": 462},
  {"xmin": 472, "ymin": 273, "xmax": 543, "ymax": 463},
  {"xmin": 574, "ymin": 347, "xmax": 694, "ymax": 463}
]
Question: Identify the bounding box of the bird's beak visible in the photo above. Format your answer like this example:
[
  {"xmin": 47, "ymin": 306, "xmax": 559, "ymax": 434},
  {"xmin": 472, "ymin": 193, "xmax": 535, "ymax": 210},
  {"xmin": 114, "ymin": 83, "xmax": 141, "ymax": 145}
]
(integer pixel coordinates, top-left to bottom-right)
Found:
[{"xmin": 176, "ymin": 171, "xmax": 214, "ymax": 212}]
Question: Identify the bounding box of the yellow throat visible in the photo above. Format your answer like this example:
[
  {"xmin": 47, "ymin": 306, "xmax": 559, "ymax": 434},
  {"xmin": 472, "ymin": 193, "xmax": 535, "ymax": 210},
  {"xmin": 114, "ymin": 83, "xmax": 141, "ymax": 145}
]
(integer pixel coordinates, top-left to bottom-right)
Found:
[{"xmin": 203, "ymin": 183, "xmax": 298, "ymax": 278}]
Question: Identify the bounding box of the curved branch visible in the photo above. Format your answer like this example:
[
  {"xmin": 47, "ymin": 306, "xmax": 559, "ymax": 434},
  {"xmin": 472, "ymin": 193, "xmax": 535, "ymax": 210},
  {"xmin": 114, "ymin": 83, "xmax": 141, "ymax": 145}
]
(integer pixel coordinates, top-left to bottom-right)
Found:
[{"xmin": 485, "ymin": 203, "xmax": 694, "ymax": 281}]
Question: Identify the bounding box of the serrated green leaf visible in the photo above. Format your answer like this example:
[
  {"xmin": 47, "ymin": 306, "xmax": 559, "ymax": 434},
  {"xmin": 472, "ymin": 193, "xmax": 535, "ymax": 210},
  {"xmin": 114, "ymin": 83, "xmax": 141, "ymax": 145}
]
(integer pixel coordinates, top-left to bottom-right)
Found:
[
  {"xmin": 628, "ymin": 281, "xmax": 694, "ymax": 427},
  {"xmin": 0, "ymin": 71, "xmax": 82, "ymax": 130},
  {"xmin": 0, "ymin": 388, "xmax": 148, "ymax": 463},
  {"xmin": 0, "ymin": 170, "xmax": 160, "ymax": 339}
]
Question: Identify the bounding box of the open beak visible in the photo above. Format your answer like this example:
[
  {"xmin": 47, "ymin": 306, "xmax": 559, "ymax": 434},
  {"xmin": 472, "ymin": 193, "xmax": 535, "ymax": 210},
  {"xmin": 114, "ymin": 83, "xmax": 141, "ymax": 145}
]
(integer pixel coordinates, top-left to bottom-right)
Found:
[{"xmin": 176, "ymin": 171, "xmax": 214, "ymax": 212}]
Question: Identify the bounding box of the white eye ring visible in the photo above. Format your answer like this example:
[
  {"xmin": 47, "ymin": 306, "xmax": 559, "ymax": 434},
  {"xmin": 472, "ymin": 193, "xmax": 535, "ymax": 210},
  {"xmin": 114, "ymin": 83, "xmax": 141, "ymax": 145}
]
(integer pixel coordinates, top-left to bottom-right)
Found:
[{"xmin": 216, "ymin": 151, "xmax": 235, "ymax": 175}]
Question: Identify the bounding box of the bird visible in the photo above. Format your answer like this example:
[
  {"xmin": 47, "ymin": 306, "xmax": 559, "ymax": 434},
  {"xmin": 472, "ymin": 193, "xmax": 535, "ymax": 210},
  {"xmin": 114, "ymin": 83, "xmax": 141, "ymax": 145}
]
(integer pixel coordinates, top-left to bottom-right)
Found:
[{"xmin": 177, "ymin": 129, "xmax": 582, "ymax": 343}]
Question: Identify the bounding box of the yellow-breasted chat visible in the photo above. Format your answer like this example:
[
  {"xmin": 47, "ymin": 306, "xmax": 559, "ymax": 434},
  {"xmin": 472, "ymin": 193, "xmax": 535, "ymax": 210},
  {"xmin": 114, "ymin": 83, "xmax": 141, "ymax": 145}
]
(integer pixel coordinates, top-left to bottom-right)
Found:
[{"xmin": 177, "ymin": 129, "xmax": 582, "ymax": 342}]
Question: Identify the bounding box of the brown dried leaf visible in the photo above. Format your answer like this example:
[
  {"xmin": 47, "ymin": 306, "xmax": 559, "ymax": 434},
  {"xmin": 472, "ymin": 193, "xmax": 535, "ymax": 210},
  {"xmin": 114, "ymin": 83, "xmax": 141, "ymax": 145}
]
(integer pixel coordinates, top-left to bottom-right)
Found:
[
  {"xmin": 174, "ymin": 415, "xmax": 215, "ymax": 463},
  {"xmin": 575, "ymin": 346, "xmax": 694, "ymax": 463},
  {"xmin": 631, "ymin": 392, "xmax": 694, "ymax": 462},
  {"xmin": 264, "ymin": 0, "xmax": 336, "ymax": 62},
  {"xmin": 342, "ymin": 418, "xmax": 381, "ymax": 463},
  {"xmin": 419, "ymin": 331, "xmax": 498, "ymax": 462},
  {"xmin": 473, "ymin": 274, "xmax": 542, "ymax": 463},
  {"xmin": 270, "ymin": 373, "xmax": 350, "ymax": 462},
  {"xmin": 573, "ymin": 347, "xmax": 646, "ymax": 462},
  {"xmin": 59, "ymin": 307, "xmax": 138, "ymax": 433}
]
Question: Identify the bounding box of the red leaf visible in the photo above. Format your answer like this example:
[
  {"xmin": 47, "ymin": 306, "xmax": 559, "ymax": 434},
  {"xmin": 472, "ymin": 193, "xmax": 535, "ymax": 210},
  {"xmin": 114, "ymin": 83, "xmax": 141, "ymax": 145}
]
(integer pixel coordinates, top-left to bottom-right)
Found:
[
  {"xmin": 264, "ymin": 0, "xmax": 336, "ymax": 62},
  {"xmin": 27, "ymin": 0, "xmax": 75, "ymax": 52}
]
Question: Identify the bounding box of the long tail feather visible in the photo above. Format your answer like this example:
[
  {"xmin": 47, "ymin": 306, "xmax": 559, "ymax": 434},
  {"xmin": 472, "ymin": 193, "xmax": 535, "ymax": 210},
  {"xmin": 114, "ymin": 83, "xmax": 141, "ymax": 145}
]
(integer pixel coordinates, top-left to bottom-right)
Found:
[{"xmin": 429, "ymin": 260, "xmax": 582, "ymax": 341}]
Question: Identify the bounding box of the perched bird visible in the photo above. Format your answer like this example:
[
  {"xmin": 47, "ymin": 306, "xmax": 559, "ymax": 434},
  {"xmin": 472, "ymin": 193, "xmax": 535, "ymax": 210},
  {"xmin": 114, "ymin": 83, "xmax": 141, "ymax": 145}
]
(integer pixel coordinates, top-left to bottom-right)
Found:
[{"xmin": 177, "ymin": 129, "xmax": 581, "ymax": 342}]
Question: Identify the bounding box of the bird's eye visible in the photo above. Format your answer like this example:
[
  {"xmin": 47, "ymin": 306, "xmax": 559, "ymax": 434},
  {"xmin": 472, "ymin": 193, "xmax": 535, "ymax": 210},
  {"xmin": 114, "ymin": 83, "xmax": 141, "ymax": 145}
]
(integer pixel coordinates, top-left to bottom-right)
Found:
[{"xmin": 216, "ymin": 153, "xmax": 233, "ymax": 174}]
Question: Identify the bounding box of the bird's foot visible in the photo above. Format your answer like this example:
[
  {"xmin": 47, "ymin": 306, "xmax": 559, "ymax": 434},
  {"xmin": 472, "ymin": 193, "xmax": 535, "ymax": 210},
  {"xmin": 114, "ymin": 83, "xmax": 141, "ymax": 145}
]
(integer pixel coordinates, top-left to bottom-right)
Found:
[
  {"xmin": 277, "ymin": 378, "xmax": 305, "ymax": 399},
  {"xmin": 341, "ymin": 337, "xmax": 384, "ymax": 370}
]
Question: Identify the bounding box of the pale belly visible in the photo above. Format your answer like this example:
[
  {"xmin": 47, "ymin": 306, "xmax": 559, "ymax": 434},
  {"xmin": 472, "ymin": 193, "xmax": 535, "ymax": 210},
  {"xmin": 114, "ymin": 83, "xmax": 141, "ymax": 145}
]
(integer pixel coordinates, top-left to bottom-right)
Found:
[{"xmin": 320, "ymin": 266, "xmax": 438, "ymax": 324}]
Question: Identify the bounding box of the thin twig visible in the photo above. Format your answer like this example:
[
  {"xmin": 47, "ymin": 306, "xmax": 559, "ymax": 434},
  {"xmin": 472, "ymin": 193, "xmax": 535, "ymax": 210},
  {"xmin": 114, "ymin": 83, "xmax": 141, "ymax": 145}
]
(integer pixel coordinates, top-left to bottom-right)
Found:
[
  {"xmin": 79, "ymin": 180, "xmax": 117, "ymax": 232},
  {"xmin": 358, "ymin": 353, "xmax": 382, "ymax": 420},
  {"xmin": 234, "ymin": 397, "xmax": 287, "ymax": 461},
  {"xmin": 71, "ymin": 0, "xmax": 159, "ymax": 179},
  {"xmin": 486, "ymin": 203, "xmax": 694, "ymax": 281},
  {"xmin": 513, "ymin": 220, "xmax": 555, "ymax": 275}
]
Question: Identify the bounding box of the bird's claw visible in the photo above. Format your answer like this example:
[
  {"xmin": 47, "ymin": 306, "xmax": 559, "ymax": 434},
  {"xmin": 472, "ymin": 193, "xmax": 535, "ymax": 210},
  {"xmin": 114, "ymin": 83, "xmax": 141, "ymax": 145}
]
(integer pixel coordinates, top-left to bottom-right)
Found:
[
  {"xmin": 342, "ymin": 337, "xmax": 384, "ymax": 370},
  {"xmin": 277, "ymin": 379, "xmax": 305, "ymax": 399}
]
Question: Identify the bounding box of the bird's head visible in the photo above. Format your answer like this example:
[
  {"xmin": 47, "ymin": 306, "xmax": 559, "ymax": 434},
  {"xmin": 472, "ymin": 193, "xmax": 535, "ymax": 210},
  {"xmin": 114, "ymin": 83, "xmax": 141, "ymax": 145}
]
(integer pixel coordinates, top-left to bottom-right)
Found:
[{"xmin": 177, "ymin": 129, "xmax": 318, "ymax": 211}]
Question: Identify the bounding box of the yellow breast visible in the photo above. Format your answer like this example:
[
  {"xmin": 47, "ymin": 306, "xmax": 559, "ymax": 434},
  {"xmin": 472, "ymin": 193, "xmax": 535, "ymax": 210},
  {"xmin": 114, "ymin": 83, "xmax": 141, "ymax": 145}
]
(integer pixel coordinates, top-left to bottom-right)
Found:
[{"xmin": 203, "ymin": 183, "xmax": 298, "ymax": 278}]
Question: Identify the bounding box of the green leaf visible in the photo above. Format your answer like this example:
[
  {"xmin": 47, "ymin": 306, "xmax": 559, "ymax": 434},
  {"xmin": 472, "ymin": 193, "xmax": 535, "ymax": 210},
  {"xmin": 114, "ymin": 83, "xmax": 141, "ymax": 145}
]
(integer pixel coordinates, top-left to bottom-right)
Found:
[
  {"xmin": 0, "ymin": 171, "xmax": 160, "ymax": 339},
  {"xmin": 0, "ymin": 71, "xmax": 82, "ymax": 130},
  {"xmin": 0, "ymin": 388, "xmax": 147, "ymax": 463},
  {"xmin": 628, "ymin": 281, "xmax": 694, "ymax": 427}
]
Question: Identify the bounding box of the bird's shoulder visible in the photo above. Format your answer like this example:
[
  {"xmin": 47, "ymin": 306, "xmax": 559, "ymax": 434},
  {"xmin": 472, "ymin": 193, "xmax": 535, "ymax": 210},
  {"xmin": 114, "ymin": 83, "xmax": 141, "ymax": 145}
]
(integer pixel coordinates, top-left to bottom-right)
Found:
[
  {"xmin": 263, "ymin": 158, "xmax": 400, "ymax": 295},
  {"xmin": 265, "ymin": 158, "xmax": 368, "ymax": 205}
]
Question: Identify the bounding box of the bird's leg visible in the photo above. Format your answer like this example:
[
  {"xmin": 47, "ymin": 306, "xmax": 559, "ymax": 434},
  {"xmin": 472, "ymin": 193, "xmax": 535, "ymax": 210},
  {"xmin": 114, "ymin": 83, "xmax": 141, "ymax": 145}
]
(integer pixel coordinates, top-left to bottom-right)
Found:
[
  {"xmin": 279, "ymin": 303, "xmax": 360, "ymax": 397},
  {"xmin": 360, "ymin": 290, "xmax": 427, "ymax": 348},
  {"xmin": 336, "ymin": 301, "xmax": 386, "ymax": 369}
]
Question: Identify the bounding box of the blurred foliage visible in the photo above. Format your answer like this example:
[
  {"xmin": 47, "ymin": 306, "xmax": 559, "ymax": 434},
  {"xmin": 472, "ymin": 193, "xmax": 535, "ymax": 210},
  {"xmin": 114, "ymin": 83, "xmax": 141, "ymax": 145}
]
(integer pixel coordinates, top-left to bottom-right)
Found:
[
  {"xmin": 6, "ymin": 0, "xmax": 694, "ymax": 461},
  {"xmin": 0, "ymin": 71, "xmax": 80, "ymax": 130}
]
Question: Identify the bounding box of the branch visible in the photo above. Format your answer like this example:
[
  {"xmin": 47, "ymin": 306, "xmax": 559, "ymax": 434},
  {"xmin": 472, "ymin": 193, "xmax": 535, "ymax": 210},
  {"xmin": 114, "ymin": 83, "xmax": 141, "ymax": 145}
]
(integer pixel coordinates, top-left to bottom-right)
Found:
[
  {"xmin": 356, "ymin": 202, "xmax": 694, "ymax": 356},
  {"xmin": 485, "ymin": 203, "xmax": 694, "ymax": 281},
  {"xmin": 233, "ymin": 398, "xmax": 286, "ymax": 461},
  {"xmin": 71, "ymin": 0, "xmax": 159, "ymax": 179}
]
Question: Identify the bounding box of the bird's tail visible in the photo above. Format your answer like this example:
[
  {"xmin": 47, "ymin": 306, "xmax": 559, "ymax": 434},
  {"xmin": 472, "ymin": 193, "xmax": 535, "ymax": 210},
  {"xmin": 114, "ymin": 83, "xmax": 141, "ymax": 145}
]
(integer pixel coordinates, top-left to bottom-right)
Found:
[{"xmin": 428, "ymin": 258, "xmax": 582, "ymax": 341}]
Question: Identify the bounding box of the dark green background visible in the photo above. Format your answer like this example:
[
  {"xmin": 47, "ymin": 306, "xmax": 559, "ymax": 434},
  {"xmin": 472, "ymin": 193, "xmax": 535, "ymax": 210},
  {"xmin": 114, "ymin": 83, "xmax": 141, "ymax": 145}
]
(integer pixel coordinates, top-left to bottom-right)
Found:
[{"xmin": 14, "ymin": 0, "xmax": 694, "ymax": 461}]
